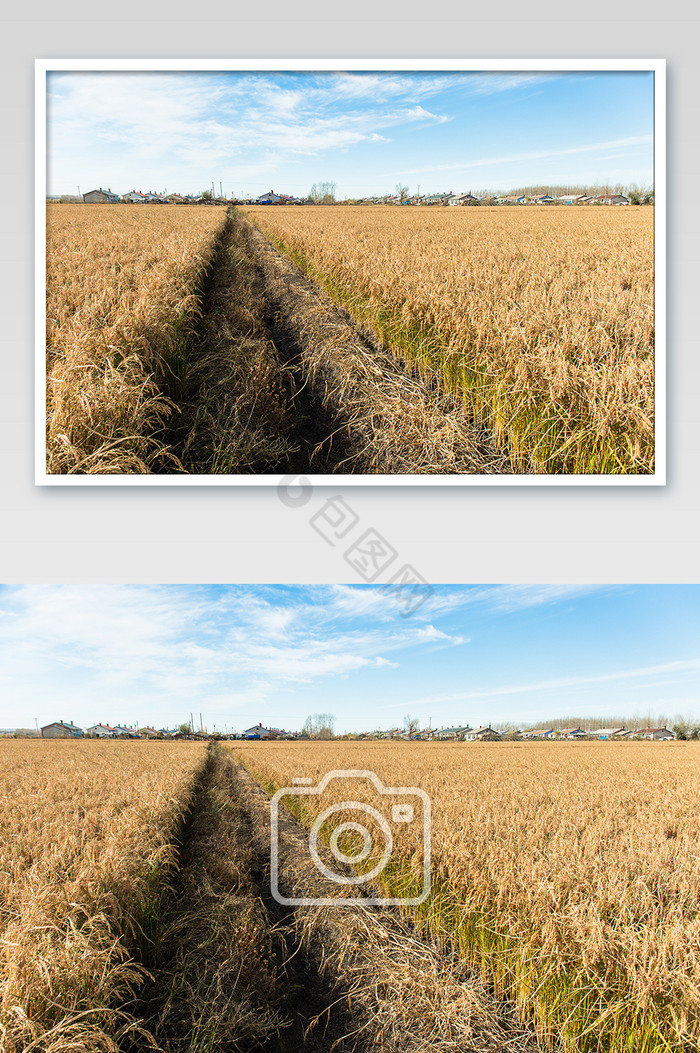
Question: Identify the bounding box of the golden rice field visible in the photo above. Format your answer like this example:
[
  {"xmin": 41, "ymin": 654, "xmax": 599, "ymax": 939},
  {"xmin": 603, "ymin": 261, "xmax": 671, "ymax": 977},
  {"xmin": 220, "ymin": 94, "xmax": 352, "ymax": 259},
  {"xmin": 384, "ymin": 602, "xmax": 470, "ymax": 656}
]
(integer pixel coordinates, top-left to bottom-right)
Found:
[
  {"xmin": 46, "ymin": 204, "xmax": 226, "ymax": 474},
  {"xmin": 233, "ymin": 740, "xmax": 699, "ymax": 1053},
  {"xmin": 242, "ymin": 205, "xmax": 655, "ymax": 474},
  {"xmin": 0, "ymin": 738, "xmax": 205, "ymax": 1052}
]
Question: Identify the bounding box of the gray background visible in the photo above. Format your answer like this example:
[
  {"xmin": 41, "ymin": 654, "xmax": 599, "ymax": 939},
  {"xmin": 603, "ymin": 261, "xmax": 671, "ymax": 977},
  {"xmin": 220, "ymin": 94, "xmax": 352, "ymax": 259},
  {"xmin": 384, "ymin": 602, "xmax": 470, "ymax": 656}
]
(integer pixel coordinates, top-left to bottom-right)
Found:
[{"xmin": 2, "ymin": 3, "xmax": 697, "ymax": 585}]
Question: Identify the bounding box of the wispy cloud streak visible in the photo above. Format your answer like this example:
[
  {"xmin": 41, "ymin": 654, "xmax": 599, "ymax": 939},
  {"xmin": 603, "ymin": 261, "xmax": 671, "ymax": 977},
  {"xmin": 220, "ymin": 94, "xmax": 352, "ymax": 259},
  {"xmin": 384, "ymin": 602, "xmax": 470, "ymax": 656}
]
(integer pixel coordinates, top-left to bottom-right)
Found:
[
  {"xmin": 401, "ymin": 660, "xmax": 700, "ymax": 710},
  {"xmin": 391, "ymin": 135, "xmax": 654, "ymax": 178}
]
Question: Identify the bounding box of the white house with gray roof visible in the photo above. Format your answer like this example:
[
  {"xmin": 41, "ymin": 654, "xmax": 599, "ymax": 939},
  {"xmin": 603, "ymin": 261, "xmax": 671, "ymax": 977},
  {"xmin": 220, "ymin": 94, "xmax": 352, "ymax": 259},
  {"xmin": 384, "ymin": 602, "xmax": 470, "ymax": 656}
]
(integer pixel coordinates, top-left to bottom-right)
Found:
[{"xmin": 86, "ymin": 724, "xmax": 114, "ymax": 738}]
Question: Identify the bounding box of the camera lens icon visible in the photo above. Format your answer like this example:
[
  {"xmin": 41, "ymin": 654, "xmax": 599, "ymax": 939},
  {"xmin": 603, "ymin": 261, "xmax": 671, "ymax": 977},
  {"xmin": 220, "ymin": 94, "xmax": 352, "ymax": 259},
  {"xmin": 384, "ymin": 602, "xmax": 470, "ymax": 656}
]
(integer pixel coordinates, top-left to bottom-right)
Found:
[
  {"xmin": 269, "ymin": 769, "xmax": 431, "ymax": 907},
  {"xmin": 309, "ymin": 802, "xmax": 393, "ymax": 885}
]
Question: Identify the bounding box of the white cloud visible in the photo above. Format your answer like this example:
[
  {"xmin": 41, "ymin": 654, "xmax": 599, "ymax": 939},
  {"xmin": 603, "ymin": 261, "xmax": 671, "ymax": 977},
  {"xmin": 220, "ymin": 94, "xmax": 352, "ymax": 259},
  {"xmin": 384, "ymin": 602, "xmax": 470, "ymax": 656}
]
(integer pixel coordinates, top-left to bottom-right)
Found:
[
  {"xmin": 461, "ymin": 73, "xmax": 549, "ymax": 96},
  {"xmin": 463, "ymin": 584, "xmax": 603, "ymax": 613},
  {"xmin": 46, "ymin": 70, "xmax": 651, "ymax": 199},
  {"xmin": 329, "ymin": 72, "xmax": 456, "ymax": 102},
  {"xmin": 399, "ymin": 105, "xmax": 451, "ymax": 124},
  {"xmin": 413, "ymin": 624, "xmax": 468, "ymax": 645},
  {"xmin": 404, "ymin": 659, "xmax": 700, "ymax": 709},
  {"xmin": 47, "ymin": 70, "xmax": 449, "ymax": 188},
  {"xmin": 395, "ymin": 135, "xmax": 653, "ymax": 178},
  {"xmin": 323, "ymin": 584, "xmax": 602, "ymax": 628},
  {"xmin": 1, "ymin": 586, "xmax": 695, "ymax": 732},
  {"xmin": 0, "ymin": 586, "xmax": 467, "ymax": 726},
  {"xmin": 328, "ymin": 71, "xmax": 550, "ymax": 102}
]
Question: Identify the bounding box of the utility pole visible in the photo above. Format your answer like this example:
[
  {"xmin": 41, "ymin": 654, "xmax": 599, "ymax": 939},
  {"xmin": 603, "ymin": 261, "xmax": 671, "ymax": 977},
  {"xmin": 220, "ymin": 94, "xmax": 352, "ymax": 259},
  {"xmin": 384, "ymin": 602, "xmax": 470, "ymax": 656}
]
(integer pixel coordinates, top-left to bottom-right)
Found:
[
  {"xmin": 199, "ymin": 712, "xmax": 203, "ymax": 733},
  {"xmin": 190, "ymin": 712, "xmax": 194, "ymax": 735},
  {"xmin": 77, "ymin": 186, "xmax": 81, "ymax": 198},
  {"xmin": 220, "ymin": 181, "xmax": 223, "ymax": 199}
]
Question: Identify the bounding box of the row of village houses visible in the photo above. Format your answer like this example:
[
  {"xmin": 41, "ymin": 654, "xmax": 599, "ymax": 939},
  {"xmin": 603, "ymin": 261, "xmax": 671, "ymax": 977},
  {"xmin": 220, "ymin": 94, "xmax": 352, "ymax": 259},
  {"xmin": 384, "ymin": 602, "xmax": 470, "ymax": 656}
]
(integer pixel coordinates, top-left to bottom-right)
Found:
[
  {"xmin": 36, "ymin": 720, "xmax": 302, "ymax": 739},
  {"xmin": 257, "ymin": 190, "xmax": 632, "ymax": 206},
  {"xmin": 228, "ymin": 722, "xmax": 676, "ymax": 741},
  {"xmin": 39, "ymin": 720, "xmax": 180, "ymax": 738},
  {"xmin": 77, "ymin": 189, "xmax": 225, "ymax": 205},
  {"xmin": 48, "ymin": 189, "xmax": 229, "ymax": 205},
  {"xmin": 36, "ymin": 720, "xmax": 304, "ymax": 739},
  {"xmin": 352, "ymin": 724, "xmax": 673, "ymax": 741},
  {"xmin": 58, "ymin": 187, "xmax": 633, "ymax": 207},
  {"xmin": 35, "ymin": 719, "xmax": 676, "ymax": 740}
]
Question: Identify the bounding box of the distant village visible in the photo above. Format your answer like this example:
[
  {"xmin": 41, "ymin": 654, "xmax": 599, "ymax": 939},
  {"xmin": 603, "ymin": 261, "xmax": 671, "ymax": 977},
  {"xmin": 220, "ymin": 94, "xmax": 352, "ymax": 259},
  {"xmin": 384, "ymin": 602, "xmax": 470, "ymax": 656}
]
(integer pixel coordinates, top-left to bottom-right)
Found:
[
  {"xmin": 6, "ymin": 719, "xmax": 692, "ymax": 741},
  {"xmin": 234, "ymin": 722, "xmax": 680, "ymax": 741},
  {"xmin": 48, "ymin": 186, "xmax": 648, "ymax": 207}
]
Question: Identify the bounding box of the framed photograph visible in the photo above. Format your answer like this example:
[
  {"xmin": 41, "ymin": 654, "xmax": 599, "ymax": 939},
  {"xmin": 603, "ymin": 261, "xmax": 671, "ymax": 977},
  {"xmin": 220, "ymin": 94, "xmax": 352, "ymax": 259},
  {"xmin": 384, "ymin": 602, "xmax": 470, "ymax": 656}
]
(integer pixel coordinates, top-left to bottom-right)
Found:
[
  {"xmin": 1, "ymin": 582, "xmax": 697, "ymax": 1052},
  {"xmin": 37, "ymin": 59, "xmax": 665, "ymax": 485}
]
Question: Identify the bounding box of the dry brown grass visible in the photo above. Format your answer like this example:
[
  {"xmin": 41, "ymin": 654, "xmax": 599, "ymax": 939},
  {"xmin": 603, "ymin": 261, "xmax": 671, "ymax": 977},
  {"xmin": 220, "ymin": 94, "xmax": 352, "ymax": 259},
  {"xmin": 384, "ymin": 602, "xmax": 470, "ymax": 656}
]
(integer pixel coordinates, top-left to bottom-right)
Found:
[
  {"xmin": 174, "ymin": 214, "xmax": 298, "ymax": 474},
  {"xmin": 235, "ymin": 757, "xmax": 539, "ymax": 1053},
  {"xmin": 242, "ymin": 205, "xmax": 655, "ymax": 474},
  {"xmin": 0, "ymin": 738, "xmax": 205, "ymax": 1051},
  {"xmin": 46, "ymin": 204, "xmax": 225, "ymax": 474},
  {"xmin": 233, "ymin": 740, "xmax": 699, "ymax": 1052},
  {"xmin": 132, "ymin": 744, "xmax": 289, "ymax": 1052},
  {"xmin": 245, "ymin": 216, "xmax": 510, "ymax": 474}
]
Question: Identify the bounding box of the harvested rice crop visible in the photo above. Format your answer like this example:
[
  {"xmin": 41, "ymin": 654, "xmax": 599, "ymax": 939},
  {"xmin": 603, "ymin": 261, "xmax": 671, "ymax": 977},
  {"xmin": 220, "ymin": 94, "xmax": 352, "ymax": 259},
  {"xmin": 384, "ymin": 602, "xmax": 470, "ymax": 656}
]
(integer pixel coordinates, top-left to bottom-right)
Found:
[
  {"xmin": 233, "ymin": 740, "xmax": 698, "ymax": 1053},
  {"xmin": 242, "ymin": 205, "xmax": 655, "ymax": 474},
  {"xmin": 46, "ymin": 203, "xmax": 225, "ymax": 474},
  {"xmin": 0, "ymin": 738, "xmax": 205, "ymax": 1051}
]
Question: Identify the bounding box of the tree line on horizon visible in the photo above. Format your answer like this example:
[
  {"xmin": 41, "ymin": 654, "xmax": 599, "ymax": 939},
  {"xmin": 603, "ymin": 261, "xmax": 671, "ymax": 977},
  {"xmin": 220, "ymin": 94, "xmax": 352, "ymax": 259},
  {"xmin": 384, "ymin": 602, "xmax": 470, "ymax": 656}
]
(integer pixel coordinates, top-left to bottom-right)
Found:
[
  {"xmin": 295, "ymin": 711, "xmax": 696, "ymax": 739},
  {"xmin": 305, "ymin": 181, "xmax": 654, "ymax": 204}
]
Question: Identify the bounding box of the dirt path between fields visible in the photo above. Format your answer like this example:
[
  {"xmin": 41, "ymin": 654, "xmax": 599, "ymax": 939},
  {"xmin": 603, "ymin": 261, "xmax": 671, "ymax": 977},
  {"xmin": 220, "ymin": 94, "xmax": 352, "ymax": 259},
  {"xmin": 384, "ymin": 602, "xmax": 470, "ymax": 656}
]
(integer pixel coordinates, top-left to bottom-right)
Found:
[
  {"xmin": 230, "ymin": 212, "xmax": 515, "ymax": 475},
  {"xmin": 169, "ymin": 210, "xmax": 515, "ymax": 475},
  {"xmin": 233, "ymin": 757, "xmax": 545, "ymax": 1053},
  {"xmin": 124, "ymin": 744, "xmax": 364, "ymax": 1053},
  {"xmin": 126, "ymin": 746, "xmax": 543, "ymax": 1052}
]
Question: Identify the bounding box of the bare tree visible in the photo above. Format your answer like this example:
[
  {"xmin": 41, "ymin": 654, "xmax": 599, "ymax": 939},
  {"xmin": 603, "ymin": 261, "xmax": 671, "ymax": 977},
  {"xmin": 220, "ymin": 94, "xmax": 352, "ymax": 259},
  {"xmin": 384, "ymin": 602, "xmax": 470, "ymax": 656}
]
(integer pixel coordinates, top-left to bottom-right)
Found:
[
  {"xmin": 395, "ymin": 183, "xmax": 409, "ymax": 204},
  {"xmin": 302, "ymin": 712, "xmax": 336, "ymax": 738},
  {"xmin": 309, "ymin": 181, "xmax": 337, "ymax": 204},
  {"xmin": 403, "ymin": 714, "xmax": 420, "ymax": 737}
]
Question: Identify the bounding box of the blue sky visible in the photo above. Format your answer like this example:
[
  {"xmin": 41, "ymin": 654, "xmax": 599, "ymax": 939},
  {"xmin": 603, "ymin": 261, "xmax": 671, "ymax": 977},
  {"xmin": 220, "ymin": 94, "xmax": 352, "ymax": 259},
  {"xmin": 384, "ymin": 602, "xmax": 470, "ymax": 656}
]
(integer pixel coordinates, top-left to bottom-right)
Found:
[
  {"xmin": 46, "ymin": 70, "xmax": 654, "ymax": 198},
  {"xmin": 0, "ymin": 585, "xmax": 696, "ymax": 733}
]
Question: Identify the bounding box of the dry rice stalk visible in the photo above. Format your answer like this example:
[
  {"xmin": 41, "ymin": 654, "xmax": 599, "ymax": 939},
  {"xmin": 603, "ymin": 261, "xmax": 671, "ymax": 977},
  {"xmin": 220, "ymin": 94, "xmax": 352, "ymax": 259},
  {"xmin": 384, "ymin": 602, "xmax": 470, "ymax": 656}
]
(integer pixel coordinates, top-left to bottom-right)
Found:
[
  {"xmin": 243, "ymin": 205, "xmax": 654, "ymax": 474},
  {"xmin": 243, "ymin": 215, "xmax": 512, "ymax": 475},
  {"xmin": 233, "ymin": 739, "xmax": 700, "ymax": 1052},
  {"xmin": 0, "ymin": 739, "xmax": 206, "ymax": 1051},
  {"xmin": 234, "ymin": 761, "xmax": 540, "ymax": 1053},
  {"xmin": 46, "ymin": 204, "xmax": 225, "ymax": 474}
]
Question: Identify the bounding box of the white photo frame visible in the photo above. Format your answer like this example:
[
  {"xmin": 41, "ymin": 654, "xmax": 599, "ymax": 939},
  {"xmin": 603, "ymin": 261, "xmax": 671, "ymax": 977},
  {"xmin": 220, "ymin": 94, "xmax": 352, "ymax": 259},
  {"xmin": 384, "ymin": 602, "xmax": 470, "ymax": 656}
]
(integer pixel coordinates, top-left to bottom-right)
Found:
[{"xmin": 36, "ymin": 58, "xmax": 666, "ymax": 486}]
